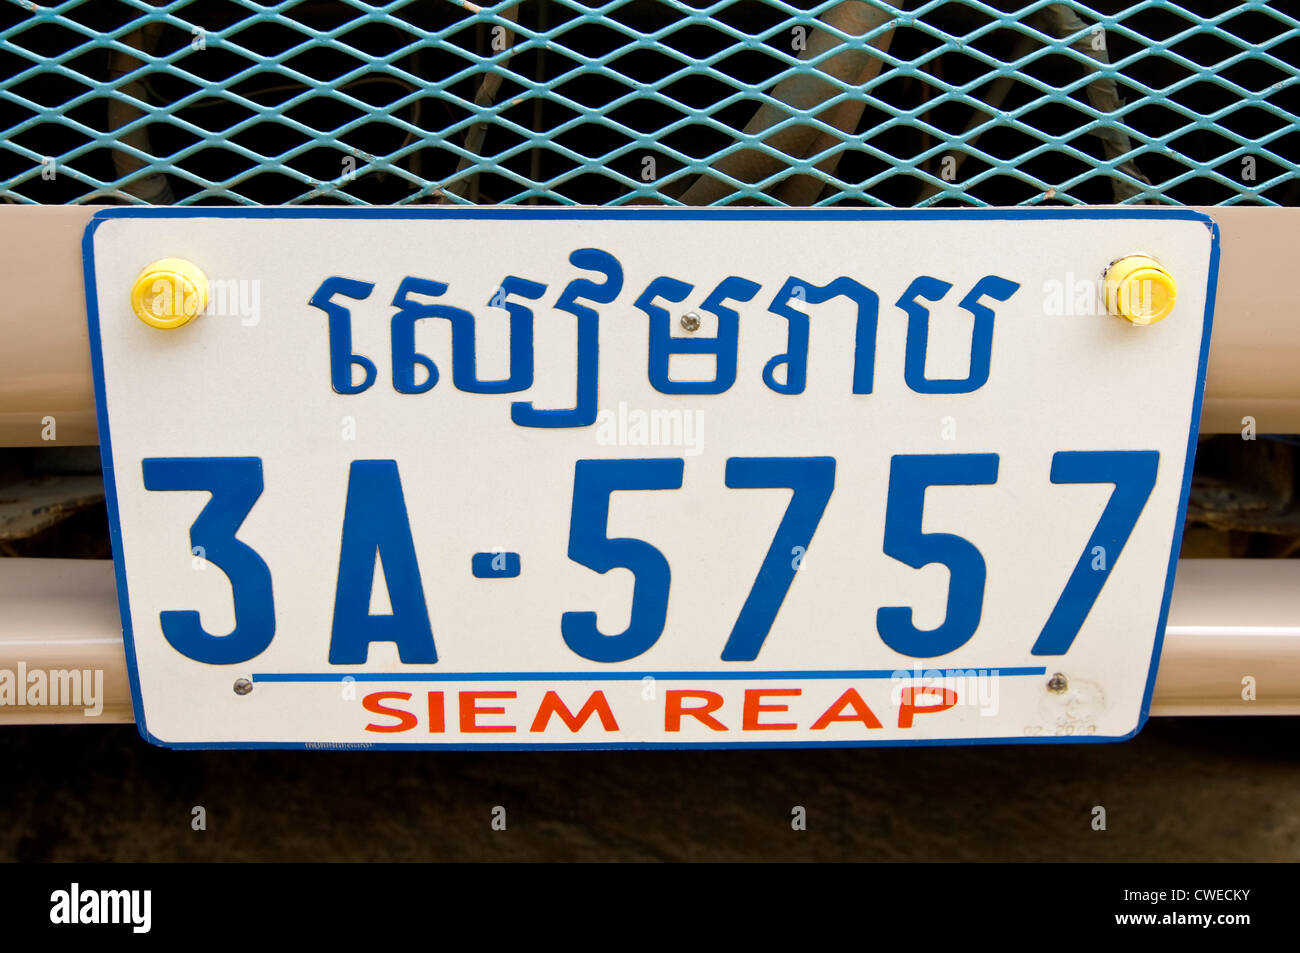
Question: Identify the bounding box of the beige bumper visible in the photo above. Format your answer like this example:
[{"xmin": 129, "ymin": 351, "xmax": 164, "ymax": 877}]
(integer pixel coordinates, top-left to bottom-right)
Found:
[
  {"xmin": 1, "ymin": 206, "xmax": 1300, "ymax": 444},
  {"xmin": 0, "ymin": 557, "xmax": 1296, "ymax": 725}
]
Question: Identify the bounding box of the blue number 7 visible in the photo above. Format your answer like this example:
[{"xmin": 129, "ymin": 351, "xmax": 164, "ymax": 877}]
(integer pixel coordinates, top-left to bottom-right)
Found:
[
  {"xmin": 141, "ymin": 457, "xmax": 276, "ymax": 665},
  {"xmin": 721, "ymin": 457, "xmax": 836, "ymax": 661},
  {"xmin": 1032, "ymin": 450, "xmax": 1159, "ymax": 656}
]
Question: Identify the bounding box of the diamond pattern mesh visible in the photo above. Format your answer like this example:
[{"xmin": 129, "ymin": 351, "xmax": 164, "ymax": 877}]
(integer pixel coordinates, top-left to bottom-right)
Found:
[{"xmin": 1, "ymin": 0, "xmax": 1296, "ymax": 207}]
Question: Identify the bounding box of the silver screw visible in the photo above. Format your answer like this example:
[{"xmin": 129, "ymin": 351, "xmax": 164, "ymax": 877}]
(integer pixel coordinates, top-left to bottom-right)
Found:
[
  {"xmin": 680, "ymin": 311, "xmax": 701, "ymax": 332},
  {"xmin": 1046, "ymin": 672, "xmax": 1068, "ymax": 694},
  {"xmin": 233, "ymin": 677, "xmax": 253, "ymax": 696}
]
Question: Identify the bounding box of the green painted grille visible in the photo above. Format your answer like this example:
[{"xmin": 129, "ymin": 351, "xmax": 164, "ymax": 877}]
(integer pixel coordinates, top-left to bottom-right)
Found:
[{"xmin": 1, "ymin": 0, "xmax": 1296, "ymax": 206}]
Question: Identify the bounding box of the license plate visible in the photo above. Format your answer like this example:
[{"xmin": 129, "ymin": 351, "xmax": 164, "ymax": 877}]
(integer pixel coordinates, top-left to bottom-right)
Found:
[{"xmin": 84, "ymin": 207, "xmax": 1218, "ymax": 749}]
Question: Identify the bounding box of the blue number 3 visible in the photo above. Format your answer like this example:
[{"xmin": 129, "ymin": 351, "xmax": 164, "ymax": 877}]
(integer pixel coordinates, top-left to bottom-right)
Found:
[{"xmin": 142, "ymin": 457, "xmax": 276, "ymax": 664}]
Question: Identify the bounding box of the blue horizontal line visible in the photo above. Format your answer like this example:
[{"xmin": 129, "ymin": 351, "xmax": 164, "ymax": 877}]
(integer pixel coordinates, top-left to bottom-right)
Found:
[{"xmin": 253, "ymin": 667, "xmax": 1046, "ymax": 683}]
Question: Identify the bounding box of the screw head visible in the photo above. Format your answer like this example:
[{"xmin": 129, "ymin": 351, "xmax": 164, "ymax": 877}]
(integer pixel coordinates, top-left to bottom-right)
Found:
[
  {"xmin": 680, "ymin": 311, "xmax": 701, "ymax": 332},
  {"xmin": 1103, "ymin": 255, "xmax": 1176, "ymax": 325},
  {"xmin": 233, "ymin": 677, "xmax": 253, "ymax": 696},
  {"xmin": 130, "ymin": 258, "xmax": 209, "ymax": 330},
  {"xmin": 1046, "ymin": 672, "xmax": 1068, "ymax": 694}
]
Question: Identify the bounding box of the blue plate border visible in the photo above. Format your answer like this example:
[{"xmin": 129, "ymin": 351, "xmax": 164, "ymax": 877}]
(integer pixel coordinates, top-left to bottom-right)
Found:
[{"xmin": 81, "ymin": 205, "xmax": 1221, "ymax": 751}]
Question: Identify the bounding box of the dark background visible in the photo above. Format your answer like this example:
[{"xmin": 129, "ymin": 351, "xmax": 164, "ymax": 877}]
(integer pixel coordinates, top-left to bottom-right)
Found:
[{"xmin": 2, "ymin": 716, "xmax": 1296, "ymax": 862}]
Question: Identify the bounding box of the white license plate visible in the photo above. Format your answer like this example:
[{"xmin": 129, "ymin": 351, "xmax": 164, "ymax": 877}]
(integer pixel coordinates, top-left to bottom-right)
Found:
[{"xmin": 84, "ymin": 207, "xmax": 1218, "ymax": 749}]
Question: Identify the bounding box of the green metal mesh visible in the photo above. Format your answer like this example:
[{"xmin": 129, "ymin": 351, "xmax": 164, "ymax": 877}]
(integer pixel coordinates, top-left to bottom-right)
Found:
[{"xmin": 1, "ymin": 0, "xmax": 1296, "ymax": 207}]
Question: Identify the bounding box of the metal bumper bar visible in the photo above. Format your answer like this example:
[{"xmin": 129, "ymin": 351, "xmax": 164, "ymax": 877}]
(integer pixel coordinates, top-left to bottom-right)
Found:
[
  {"xmin": 1, "ymin": 206, "xmax": 1299, "ymax": 445},
  {"xmin": 0, "ymin": 557, "xmax": 1296, "ymax": 726}
]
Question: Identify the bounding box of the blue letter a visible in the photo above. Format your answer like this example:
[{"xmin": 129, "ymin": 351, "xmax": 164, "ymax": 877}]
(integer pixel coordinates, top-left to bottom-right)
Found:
[{"xmin": 329, "ymin": 460, "xmax": 436, "ymax": 664}]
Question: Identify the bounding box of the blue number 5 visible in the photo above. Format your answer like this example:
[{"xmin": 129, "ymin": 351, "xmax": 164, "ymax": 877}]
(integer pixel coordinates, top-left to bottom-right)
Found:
[
  {"xmin": 877, "ymin": 453, "xmax": 999, "ymax": 658},
  {"xmin": 1032, "ymin": 450, "xmax": 1159, "ymax": 655},
  {"xmin": 562, "ymin": 458, "xmax": 684, "ymax": 662},
  {"xmin": 141, "ymin": 457, "xmax": 275, "ymax": 664}
]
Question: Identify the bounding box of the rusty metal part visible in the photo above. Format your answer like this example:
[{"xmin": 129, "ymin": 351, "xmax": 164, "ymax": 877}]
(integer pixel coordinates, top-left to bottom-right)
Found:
[
  {"xmin": 0, "ymin": 474, "xmax": 105, "ymax": 544},
  {"xmin": 1029, "ymin": 4, "xmax": 1152, "ymax": 203},
  {"xmin": 106, "ymin": 20, "xmax": 175, "ymax": 205},
  {"xmin": 916, "ymin": 32, "xmax": 1036, "ymax": 204},
  {"xmin": 679, "ymin": 2, "xmax": 896, "ymax": 205},
  {"xmin": 1186, "ymin": 435, "xmax": 1300, "ymax": 536},
  {"xmin": 445, "ymin": 3, "xmax": 521, "ymax": 202}
]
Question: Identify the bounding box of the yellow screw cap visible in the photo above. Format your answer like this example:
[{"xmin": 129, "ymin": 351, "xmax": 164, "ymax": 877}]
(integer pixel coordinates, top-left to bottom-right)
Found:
[
  {"xmin": 1104, "ymin": 254, "xmax": 1177, "ymax": 326},
  {"xmin": 130, "ymin": 258, "xmax": 209, "ymax": 329}
]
